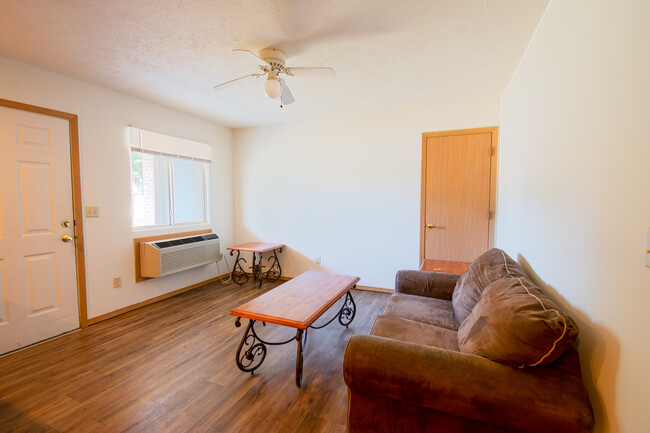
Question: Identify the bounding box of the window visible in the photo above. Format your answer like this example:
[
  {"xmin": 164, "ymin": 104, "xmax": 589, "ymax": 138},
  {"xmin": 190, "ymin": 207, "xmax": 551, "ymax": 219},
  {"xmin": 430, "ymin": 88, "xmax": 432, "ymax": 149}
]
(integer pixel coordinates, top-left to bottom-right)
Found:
[{"xmin": 130, "ymin": 127, "xmax": 211, "ymax": 228}]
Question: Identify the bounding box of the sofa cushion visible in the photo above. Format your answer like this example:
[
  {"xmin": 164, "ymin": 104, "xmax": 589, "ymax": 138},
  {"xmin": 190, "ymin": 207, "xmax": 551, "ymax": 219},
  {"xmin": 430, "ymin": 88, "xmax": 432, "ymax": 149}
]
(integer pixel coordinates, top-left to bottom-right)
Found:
[
  {"xmin": 371, "ymin": 316, "xmax": 460, "ymax": 351},
  {"xmin": 452, "ymin": 248, "xmax": 528, "ymax": 325},
  {"xmin": 381, "ymin": 293, "xmax": 458, "ymax": 331},
  {"xmin": 457, "ymin": 276, "xmax": 580, "ymax": 367}
]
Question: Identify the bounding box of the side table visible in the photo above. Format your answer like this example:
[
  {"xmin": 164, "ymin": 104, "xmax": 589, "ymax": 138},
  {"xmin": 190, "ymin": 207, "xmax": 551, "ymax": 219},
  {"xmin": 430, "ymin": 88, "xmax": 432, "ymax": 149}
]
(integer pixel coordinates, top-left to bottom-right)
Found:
[{"xmin": 228, "ymin": 242, "xmax": 285, "ymax": 289}]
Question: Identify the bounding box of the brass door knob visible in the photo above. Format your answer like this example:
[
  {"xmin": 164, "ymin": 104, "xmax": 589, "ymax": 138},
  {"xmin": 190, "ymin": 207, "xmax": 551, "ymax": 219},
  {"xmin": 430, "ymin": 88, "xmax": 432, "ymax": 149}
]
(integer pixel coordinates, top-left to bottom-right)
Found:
[
  {"xmin": 425, "ymin": 223, "xmax": 438, "ymax": 229},
  {"xmin": 61, "ymin": 234, "xmax": 74, "ymax": 242}
]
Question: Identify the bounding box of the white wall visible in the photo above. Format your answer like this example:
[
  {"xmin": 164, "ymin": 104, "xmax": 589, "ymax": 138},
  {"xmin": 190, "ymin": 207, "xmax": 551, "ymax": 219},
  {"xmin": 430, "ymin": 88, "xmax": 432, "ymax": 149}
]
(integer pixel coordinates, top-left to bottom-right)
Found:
[
  {"xmin": 0, "ymin": 56, "xmax": 234, "ymax": 320},
  {"xmin": 233, "ymin": 102, "xmax": 500, "ymax": 289},
  {"xmin": 497, "ymin": 1, "xmax": 650, "ymax": 432}
]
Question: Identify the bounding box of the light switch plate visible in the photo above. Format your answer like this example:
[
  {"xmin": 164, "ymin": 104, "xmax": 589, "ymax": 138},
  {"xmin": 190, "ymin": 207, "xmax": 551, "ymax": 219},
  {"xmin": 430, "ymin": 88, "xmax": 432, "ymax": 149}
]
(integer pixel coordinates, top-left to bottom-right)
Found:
[{"xmin": 86, "ymin": 206, "xmax": 99, "ymax": 218}]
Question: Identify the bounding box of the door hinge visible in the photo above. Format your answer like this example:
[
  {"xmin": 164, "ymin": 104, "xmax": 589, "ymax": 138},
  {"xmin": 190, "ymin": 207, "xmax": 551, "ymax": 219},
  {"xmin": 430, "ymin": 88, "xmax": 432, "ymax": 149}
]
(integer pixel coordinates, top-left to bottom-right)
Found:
[
  {"xmin": 488, "ymin": 211, "xmax": 493, "ymax": 220},
  {"xmin": 490, "ymin": 147, "xmax": 496, "ymax": 156}
]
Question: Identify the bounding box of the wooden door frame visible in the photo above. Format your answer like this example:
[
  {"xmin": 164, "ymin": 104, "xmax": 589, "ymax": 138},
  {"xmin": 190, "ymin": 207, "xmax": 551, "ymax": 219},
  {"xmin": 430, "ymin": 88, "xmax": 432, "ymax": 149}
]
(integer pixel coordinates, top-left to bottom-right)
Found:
[
  {"xmin": 0, "ymin": 98, "xmax": 88, "ymax": 328},
  {"xmin": 419, "ymin": 126, "xmax": 499, "ymax": 265}
]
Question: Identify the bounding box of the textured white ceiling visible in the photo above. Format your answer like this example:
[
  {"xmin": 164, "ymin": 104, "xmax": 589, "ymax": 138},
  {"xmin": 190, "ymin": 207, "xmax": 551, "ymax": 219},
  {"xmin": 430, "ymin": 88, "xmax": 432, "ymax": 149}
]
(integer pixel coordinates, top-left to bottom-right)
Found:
[{"xmin": 0, "ymin": 0, "xmax": 548, "ymax": 128}]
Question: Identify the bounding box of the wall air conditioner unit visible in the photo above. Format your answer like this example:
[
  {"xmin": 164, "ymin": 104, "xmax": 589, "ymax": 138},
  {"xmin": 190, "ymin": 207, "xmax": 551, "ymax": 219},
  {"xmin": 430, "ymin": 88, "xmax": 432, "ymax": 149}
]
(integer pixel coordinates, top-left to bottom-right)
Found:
[{"xmin": 140, "ymin": 233, "xmax": 221, "ymax": 278}]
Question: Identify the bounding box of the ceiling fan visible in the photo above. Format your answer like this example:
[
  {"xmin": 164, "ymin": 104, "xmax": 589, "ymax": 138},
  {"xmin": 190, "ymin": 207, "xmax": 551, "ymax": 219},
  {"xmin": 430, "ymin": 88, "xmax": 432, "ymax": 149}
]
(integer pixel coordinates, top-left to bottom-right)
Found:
[{"xmin": 213, "ymin": 48, "xmax": 336, "ymax": 107}]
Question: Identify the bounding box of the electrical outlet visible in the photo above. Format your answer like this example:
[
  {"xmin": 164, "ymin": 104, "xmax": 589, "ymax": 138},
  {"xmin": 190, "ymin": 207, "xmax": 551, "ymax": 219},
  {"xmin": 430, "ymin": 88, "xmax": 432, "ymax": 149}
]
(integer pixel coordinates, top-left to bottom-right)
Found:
[
  {"xmin": 113, "ymin": 276, "xmax": 121, "ymax": 288},
  {"xmin": 86, "ymin": 206, "xmax": 99, "ymax": 218},
  {"xmin": 315, "ymin": 256, "xmax": 321, "ymax": 265}
]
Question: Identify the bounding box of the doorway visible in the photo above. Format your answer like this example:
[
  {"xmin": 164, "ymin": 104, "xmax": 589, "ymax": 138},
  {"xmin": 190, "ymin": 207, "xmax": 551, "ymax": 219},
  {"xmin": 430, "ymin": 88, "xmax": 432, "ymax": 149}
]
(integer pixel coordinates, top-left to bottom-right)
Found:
[
  {"xmin": 0, "ymin": 99, "xmax": 87, "ymax": 355},
  {"xmin": 420, "ymin": 127, "xmax": 498, "ymax": 265}
]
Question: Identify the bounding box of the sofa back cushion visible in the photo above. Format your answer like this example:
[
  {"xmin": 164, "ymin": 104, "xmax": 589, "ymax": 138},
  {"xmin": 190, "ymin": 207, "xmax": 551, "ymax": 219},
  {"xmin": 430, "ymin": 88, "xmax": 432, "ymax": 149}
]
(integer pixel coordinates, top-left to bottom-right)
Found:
[
  {"xmin": 452, "ymin": 248, "xmax": 527, "ymax": 325},
  {"xmin": 457, "ymin": 276, "xmax": 579, "ymax": 367}
]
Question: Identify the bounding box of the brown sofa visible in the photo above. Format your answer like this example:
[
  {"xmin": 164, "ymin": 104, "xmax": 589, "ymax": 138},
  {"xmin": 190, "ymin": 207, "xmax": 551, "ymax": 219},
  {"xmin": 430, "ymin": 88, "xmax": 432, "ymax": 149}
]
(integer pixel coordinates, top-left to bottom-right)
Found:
[{"xmin": 343, "ymin": 248, "xmax": 594, "ymax": 433}]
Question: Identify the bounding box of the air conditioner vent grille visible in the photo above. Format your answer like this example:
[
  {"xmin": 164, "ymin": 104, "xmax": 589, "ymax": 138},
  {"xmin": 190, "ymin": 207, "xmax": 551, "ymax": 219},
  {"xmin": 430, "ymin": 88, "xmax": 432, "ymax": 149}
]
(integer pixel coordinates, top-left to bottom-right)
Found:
[
  {"xmin": 140, "ymin": 234, "xmax": 221, "ymax": 278},
  {"xmin": 161, "ymin": 245, "xmax": 209, "ymax": 274}
]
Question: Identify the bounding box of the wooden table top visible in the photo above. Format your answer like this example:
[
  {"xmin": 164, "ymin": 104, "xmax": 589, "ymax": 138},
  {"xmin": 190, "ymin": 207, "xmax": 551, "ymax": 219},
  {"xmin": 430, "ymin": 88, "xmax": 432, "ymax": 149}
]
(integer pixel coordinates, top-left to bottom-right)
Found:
[
  {"xmin": 230, "ymin": 271, "xmax": 360, "ymax": 330},
  {"xmin": 227, "ymin": 242, "xmax": 285, "ymax": 253},
  {"xmin": 419, "ymin": 259, "xmax": 471, "ymax": 274}
]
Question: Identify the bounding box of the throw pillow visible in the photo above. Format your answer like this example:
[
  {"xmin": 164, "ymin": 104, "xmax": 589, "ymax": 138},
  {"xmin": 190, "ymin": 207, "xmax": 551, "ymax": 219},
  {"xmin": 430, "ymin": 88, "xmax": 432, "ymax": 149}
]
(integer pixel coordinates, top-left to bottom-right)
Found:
[
  {"xmin": 452, "ymin": 248, "xmax": 528, "ymax": 325},
  {"xmin": 457, "ymin": 276, "xmax": 579, "ymax": 367}
]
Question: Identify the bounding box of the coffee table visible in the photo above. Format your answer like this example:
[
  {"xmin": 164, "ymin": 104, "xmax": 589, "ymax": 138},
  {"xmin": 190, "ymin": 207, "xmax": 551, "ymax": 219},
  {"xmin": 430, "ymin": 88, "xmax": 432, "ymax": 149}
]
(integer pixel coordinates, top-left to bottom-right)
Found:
[{"xmin": 229, "ymin": 271, "xmax": 360, "ymax": 387}]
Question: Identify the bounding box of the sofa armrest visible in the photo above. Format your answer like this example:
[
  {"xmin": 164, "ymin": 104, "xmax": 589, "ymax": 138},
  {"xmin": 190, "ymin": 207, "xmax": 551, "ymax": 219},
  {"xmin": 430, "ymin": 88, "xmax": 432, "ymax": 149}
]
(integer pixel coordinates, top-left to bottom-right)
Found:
[
  {"xmin": 343, "ymin": 335, "xmax": 594, "ymax": 433},
  {"xmin": 395, "ymin": 270, "xmax": 459, "ymax": 300}
]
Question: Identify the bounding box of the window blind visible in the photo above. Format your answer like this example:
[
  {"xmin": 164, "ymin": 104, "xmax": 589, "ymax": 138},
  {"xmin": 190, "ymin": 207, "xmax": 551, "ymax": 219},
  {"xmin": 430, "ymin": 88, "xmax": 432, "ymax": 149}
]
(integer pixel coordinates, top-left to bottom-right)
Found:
[{"xmin": 129, "ymin": 127, "xmax": 212, "ymax": 163}]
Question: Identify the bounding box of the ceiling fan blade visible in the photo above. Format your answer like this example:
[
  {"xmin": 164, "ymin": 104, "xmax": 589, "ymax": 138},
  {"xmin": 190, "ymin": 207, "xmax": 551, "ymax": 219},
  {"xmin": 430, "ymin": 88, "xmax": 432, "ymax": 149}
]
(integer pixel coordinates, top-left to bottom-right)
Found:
[
  {"xmin": 233, "ymin": 48, "xmax": 266, "ymax": 63},
  {"xmin": 284, "ymin": 67, "xmax": 336, "ymax": 78},
  {"xmin": 213, "ymin": 73, "xmax": 262, "ymax": 90},
  {"xmin": 280, "ymin": 79, "xmax": 296, "ymax": 106}
]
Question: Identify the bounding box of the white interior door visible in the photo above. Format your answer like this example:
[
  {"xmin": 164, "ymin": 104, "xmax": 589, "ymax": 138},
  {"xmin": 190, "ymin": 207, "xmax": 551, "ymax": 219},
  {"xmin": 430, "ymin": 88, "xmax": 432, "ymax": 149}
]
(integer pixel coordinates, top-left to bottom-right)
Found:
[{"xmin": 0, "ymin": 106, "xmax": 79, "ymax": 354}]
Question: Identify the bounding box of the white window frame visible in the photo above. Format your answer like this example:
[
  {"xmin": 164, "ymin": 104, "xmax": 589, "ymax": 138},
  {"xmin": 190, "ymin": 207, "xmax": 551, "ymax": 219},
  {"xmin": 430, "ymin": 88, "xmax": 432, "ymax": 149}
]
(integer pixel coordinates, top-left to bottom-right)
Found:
[{"xmin": 130, "ymin": 127, "xmax": 212, "ymax": 230}]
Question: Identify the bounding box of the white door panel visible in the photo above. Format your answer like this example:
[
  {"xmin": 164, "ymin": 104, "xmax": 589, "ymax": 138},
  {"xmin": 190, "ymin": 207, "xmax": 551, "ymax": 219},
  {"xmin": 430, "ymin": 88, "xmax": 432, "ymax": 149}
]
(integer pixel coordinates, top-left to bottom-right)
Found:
[
  {"xmin": 0, "ymin": 106, "xmax": 79, "ymax": 354},
  {"xmin": 19, "ymin": 161, "xmax": 54, "ymax": 235}
]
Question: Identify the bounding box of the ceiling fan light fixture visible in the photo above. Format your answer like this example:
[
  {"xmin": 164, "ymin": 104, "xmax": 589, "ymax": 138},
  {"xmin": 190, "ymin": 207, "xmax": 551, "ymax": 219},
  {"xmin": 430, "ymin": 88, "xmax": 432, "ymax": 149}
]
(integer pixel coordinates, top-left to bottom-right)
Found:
[
  {"xmin": 215, "ymin": 47, "xmax": 334, "ymax": 105},
  {"xmin": 264, "ymin": 78, "xmax": 282, "ymax": 99}
]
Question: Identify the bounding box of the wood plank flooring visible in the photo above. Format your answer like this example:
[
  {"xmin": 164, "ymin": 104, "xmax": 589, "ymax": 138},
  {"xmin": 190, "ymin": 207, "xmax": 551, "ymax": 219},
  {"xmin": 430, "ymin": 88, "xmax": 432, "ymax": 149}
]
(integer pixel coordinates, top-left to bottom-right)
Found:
[{"xmin": 0, "ymin": 279, "xmax": 389, "ymax": 433}]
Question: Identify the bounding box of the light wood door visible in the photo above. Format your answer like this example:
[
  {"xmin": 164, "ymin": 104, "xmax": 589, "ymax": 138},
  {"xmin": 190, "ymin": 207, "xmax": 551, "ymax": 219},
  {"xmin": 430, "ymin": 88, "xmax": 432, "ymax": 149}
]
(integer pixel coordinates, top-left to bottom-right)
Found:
[
  {"xmin": 420, "ymin": 127, "xmax": 497, "ymax": 263},
  {"xmin": 0, "ymin": 106, "xmax": 79, "ymax": 354}
]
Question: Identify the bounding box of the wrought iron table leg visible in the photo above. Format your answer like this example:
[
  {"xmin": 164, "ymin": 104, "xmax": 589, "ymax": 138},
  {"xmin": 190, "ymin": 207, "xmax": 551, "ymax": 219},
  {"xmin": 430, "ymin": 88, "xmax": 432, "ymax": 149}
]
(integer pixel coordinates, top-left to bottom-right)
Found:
[
  {"xmin": 233, "ymin": 317, "xmax": 298, "ymax": 377},
  {"xmin": 230, "ymin": 250, "xmax": 249, "ymax": 286},
  {"xmin": 338, "ymin": 291, "xmax": 357, "ymax": 328},
  {"xmin": 309, "ymin": 289, "xmax": 357, "ymax": 330},
  {"xmin": 296, "ymin": 329, "xmax": 305, "ymax": 387},
  {"xmin": 251, "ymin": 252, "xmax": 257, "ymax": 282},
  {"xmin": 265, "ymin": 248, "xmax": 282, "ymax": 283},
  {"xmin": 257, "ymin": 252, "xmax": 263, "ymax": 289},
  {"xmin": 234, "ymin": 318, "xmax": 266, "ymax": 373}
]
